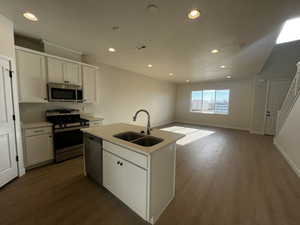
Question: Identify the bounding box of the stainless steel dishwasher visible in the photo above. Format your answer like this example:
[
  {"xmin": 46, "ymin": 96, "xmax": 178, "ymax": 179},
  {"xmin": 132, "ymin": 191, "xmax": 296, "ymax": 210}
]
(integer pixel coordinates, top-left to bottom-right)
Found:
[{"xmin": 84, "ymin": 134, "xmax": 102, "ymax": 185}]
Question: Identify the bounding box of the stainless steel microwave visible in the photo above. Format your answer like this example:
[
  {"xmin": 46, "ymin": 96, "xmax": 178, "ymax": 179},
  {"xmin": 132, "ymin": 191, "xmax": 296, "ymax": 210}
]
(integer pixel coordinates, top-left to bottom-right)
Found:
[{"xmin": 47, "ymin": 83, "xmax": 83, "ymax": 102}]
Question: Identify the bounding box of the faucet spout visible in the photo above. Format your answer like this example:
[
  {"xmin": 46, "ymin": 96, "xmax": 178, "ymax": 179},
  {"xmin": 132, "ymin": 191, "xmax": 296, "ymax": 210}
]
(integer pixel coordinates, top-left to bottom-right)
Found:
[{"xmin": 133, "ymin": 109, "xmax": 151, "ymax": 135}]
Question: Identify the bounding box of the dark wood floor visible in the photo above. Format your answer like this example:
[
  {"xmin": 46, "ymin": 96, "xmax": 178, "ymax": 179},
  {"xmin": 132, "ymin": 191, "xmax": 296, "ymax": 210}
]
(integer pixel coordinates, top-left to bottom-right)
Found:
[{"xmin": 1, "ymin": 124, "xmax": 300, "ymax": 225}]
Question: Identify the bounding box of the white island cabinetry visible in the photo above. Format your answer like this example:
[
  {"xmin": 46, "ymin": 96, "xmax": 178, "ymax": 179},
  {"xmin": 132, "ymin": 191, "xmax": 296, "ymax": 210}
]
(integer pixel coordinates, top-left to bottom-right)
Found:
[
  {"xmin": 82, "ymin": 123, "xmax": 184, "ymax": 224},
  {"xmin": 101, "ymin": 140, "xmax": 176, "ymax": 224},
  {"xmin": 103, "ymin": 142, "xmax": 147, "ymax": 219}
]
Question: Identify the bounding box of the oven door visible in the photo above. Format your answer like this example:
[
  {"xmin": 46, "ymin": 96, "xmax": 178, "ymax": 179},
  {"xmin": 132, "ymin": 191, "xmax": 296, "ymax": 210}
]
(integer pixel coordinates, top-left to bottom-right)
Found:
[
  {"xmin": 54, "ymin": 129, "xmax": 83, "ymax": 150},
  {"xmin": 53, "ymin": 128, "xmax": 84, "ymax": 162},
  {"xmin": 48, "ymin": 84, "xmax": 77, "ymax": 102}
]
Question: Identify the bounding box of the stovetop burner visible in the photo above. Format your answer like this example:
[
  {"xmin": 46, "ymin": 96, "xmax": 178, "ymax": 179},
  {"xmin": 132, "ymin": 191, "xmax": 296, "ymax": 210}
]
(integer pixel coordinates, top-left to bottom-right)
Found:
[{"xmin": 46, "ymin": 109, "xmax": 89, "ymax": 130}]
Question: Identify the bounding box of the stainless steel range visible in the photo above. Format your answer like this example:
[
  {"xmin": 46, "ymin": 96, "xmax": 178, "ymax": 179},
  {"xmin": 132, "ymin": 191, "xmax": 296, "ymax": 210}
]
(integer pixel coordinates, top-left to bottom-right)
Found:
[{"xmin": 46, "ymin": 109, "xmax": 89, "ymax": 162}]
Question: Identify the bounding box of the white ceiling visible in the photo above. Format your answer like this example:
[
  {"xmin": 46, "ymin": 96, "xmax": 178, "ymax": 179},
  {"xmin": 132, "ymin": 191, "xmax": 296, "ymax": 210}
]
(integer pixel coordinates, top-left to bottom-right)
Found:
[{"xmin": 1, "ymin": 0, "xmax": 300, "ymax": 83}]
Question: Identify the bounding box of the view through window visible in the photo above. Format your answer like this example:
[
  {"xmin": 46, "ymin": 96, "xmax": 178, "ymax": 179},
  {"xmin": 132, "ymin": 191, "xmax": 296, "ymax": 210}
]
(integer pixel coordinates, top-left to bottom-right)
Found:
[{"xmin": 191, "ymin": 89, "xmax": 230, "ymax": 114}]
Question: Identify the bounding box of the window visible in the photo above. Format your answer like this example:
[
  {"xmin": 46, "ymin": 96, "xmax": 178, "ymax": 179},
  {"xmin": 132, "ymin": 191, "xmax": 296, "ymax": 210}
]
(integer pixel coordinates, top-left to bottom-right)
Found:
[
  {"xmin": 276, "ymin": 17, "xmax": 300, "ymax": 44},
  {"xmin": 191, "ymin": 89, "xmax": 230, "ymax": 115}
]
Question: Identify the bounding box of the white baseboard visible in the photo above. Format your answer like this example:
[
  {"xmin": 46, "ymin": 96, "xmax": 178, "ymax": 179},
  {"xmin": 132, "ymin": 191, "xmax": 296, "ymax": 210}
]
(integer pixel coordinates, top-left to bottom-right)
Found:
[
  {"xmin": 274, "ymin": 138, "xmax": 300, "ymax": 178},
  {"xmin": 250, "ymin": 130, "xmax": 265, "ymax": 135},
  {"xmin": 174, "ymin": 120, "xmax": 250, "ymax": 131},
  {"xmin": 153, "ymin": 120, "xmax": 176, "ymax": 128}
]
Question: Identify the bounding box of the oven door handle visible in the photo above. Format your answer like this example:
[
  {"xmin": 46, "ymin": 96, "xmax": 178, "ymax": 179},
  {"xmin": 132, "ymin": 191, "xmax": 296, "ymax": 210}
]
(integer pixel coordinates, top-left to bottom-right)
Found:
[{"xmin": 54, "ymin": 126, "xmax": 88, "ymax": 133}]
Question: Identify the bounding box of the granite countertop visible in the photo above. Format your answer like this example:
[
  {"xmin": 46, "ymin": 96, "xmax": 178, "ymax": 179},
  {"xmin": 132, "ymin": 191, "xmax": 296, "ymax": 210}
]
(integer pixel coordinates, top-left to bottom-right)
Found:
[
  {"xmin": 81, "ymin": 123, "xmax": 185, "ymax": 155},
  {"xmin": 22, "ymin": 121, "xmax": 53, "ymax": 129}
]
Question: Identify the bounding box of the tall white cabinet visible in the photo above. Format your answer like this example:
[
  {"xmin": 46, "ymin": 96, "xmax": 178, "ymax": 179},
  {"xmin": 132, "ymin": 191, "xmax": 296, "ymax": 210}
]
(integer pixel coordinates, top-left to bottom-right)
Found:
[
  {"xmin": 16, "ymin": 50, "xmax": 48, "ymax": 103},
  {"xmin": 82, "ymin": 65, "xmax": 97, "ymax": 103}
]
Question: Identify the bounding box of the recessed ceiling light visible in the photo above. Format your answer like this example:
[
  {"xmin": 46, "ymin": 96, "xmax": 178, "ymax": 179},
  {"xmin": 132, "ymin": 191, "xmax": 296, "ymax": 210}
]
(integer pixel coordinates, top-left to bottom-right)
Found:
[
  {"xmin": 147, "ymin": 4, "xmax": 159, "ymax": 13},
  {"xmin": 186, "ymin": 80, "xmax": 190, "ymax": 83},
  {"xmin": 108, "ymin": 47, "xmax": 116, "ymax": 52},
  {"xmin": 148, "ymin": 64, "xmax": 153, "ymax": 68},
  {"xmin": 188, "ymin": 9, "xmax": 201, "ymax": 20},
  {"xmin": 220, "ymin": 65, "xmax": 226, "ymax": 68},
  {"xmin": 226, "ymin": 75, "xmax": 232, "ymax": 79},
  {"xmin": 211, "ymin": 49, "xmax": 219, "ymax": 54},
  {"xmin": 169, "ymin": 73, "xmax": 174, "ymax": 76},
  {"xmin": 23, "ymin": 12, "xmax": 38, "ymax": 21}
]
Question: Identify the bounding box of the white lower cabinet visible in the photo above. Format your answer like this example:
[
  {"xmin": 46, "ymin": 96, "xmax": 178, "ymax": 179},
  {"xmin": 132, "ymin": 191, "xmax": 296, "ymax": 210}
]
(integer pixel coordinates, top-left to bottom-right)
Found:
[
  {"xmin": 101, "ymin": 140, "xmax": 176, "ymax": 224},
  {"xmin": 103, "ymin": 150, "xmax": 147, "ymax": 219},
  {"xmin": 23, "ymin": 126, "xmax": 54, "ymax": 169}
]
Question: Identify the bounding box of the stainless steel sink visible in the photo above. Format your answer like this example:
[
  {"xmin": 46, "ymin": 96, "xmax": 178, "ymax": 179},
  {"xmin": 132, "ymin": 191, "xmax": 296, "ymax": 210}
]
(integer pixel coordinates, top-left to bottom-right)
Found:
[
  {"xmin": 114, "ymin": 131, "xmax": 164, "ymax": 147},
  {"xmin": 132, "ymin": 136, "xmax": 163, "ymax": 147},
  {"xmin": 113, "ymin": 131, "xmax": 144, "ymax": 141}
]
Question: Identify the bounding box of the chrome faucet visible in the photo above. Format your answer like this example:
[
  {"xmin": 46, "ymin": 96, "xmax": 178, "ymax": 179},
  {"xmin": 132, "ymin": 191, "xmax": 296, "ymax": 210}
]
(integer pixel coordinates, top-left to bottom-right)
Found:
[{"xmin": 133, "ymin": 109, "xmax": 151, "ymax": 135}]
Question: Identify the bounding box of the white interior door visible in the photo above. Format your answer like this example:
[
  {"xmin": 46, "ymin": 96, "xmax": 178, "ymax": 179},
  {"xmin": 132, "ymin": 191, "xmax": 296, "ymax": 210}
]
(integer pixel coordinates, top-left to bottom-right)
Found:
[
  {"xmin": 0, "ymin": 57, "xmax": 18, "ymax": 187},
  {"xmin": 264, "ymin": 80, "xmax": 290, "ymax": 135}
]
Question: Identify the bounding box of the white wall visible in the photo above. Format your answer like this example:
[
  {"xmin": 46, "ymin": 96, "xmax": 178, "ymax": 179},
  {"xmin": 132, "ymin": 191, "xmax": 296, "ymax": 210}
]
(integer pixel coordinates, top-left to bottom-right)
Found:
[
  {"xmin": 84, "ymin": 63, "xmax": 176, "ymax": 127},
  {"xmin": 20, "ymin": 63, "xmax": 177, "ymax": 127},
  {"xmin": 175, "ymin": 79, "xmax": 253, "ymax": 130},
  {"xmin": 274, "ymin": 95, "xmax": 300, "ymax": 177},
  {"xmin": 0, "ymin": 14, "xmax": 14, "ymax": 58}
]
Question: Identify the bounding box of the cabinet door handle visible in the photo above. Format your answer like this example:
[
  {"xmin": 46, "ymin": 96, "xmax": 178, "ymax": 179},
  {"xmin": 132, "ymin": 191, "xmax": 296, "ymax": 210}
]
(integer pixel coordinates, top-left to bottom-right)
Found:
[
  {"xmin": 117, "ymin": 161, "xmax": 120, "ymax": 165},
  {"xmin": 120, "ymin": 162, "xmax": 123, "ymax": 166}
]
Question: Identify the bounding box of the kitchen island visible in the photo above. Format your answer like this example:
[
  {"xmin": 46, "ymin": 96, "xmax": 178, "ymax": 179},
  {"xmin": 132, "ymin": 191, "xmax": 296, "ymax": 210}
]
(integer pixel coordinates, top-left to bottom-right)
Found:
[{"xmin": 82, "ymin": 123, "xmax": 184, "ymax": 224}]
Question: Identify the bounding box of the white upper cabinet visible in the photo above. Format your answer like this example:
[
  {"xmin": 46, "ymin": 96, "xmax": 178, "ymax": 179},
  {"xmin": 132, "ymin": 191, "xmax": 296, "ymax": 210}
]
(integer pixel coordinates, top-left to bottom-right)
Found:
[
  {"xmin": 82, "ymin": 65, "xmax": 97, "ymax": 103},
  {"xmin": 63, "ymin": 62, "xmax": 81, "ymax": 86},
  {"xmin": 16, "ymin": 49, "xmax": 48, "ymax": 103},
  {"xmin": 47, "ymin": 57, "xmax": 64, "ymax": 83},
  {"xmin": 47, "ymin": 57, "xmax": 82, "ymax": 86},
  {"xmin": 15, "ymin": 47, "xmax": 97, "ymax": 103}
]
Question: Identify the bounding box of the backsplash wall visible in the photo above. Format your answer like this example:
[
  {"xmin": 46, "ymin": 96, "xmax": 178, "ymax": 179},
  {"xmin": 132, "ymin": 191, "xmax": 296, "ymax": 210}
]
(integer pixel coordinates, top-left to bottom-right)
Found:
[{"xmin": 19, "ymin": 102, "xmax": 95, "ymax": 122}]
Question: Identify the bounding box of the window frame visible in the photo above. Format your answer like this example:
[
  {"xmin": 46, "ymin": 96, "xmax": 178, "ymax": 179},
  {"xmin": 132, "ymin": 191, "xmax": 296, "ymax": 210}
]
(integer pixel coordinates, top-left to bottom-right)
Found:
[{"xmin": 190, "ymin": 89, "xmax": 231, "ymax": 115}]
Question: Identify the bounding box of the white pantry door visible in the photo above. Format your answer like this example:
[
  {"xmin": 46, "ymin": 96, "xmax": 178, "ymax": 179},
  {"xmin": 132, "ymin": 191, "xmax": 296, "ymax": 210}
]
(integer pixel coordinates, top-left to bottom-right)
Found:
[
  {"xmin": 264, "ymin": 80, "xmax": 290, "ymax": 135},
  {"xmin": 0, "ymin": 57, "xmax": 18, "ymax": 187}
]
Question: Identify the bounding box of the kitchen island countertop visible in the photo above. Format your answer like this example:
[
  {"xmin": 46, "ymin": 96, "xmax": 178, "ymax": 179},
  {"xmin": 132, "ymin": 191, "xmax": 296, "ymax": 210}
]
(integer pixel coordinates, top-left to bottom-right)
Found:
[{"xmin": 81, "ymin": 123, "xmax": 184, "ymax": 155}]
